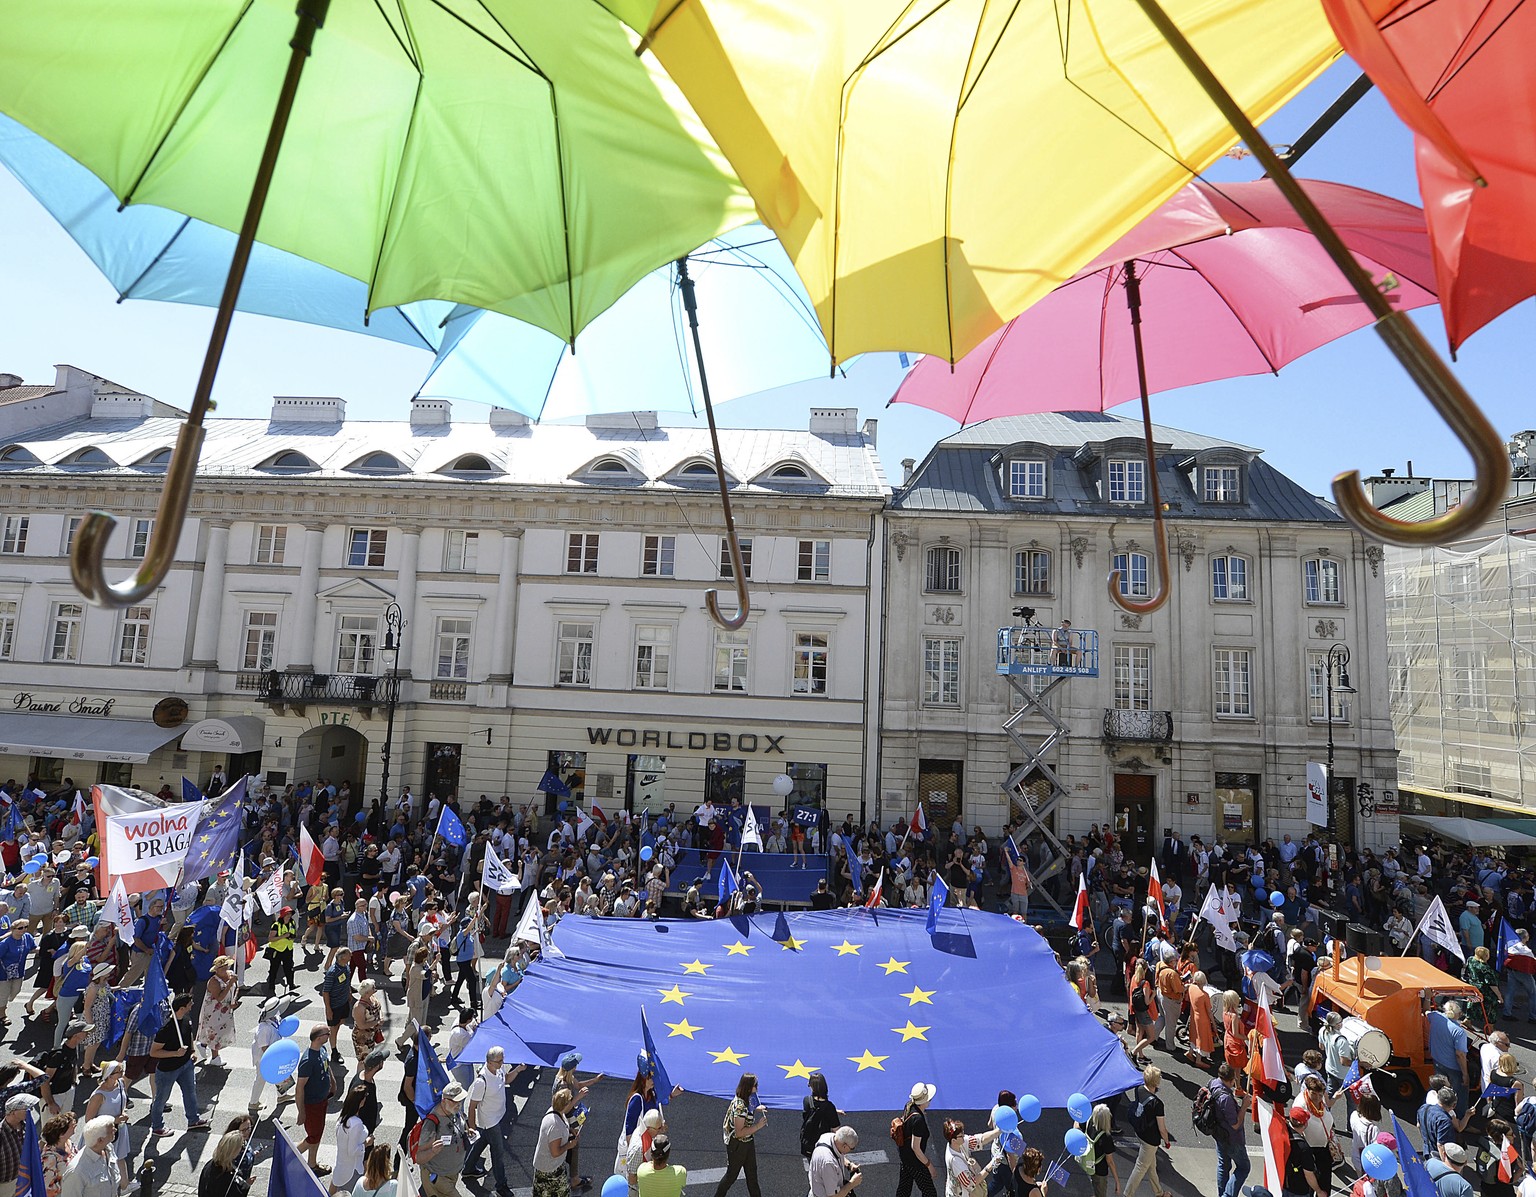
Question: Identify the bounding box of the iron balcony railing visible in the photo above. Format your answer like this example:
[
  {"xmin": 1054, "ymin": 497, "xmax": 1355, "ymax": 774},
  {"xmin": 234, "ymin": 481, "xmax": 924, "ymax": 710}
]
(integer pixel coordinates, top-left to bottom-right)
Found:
[
  {"xmin": 1102, "ymin": 708, "xmax": 1174, "ymax": 743},
  {"xmin": 236, "ymin": 670, "xmax": 401, "ymax": 706}
]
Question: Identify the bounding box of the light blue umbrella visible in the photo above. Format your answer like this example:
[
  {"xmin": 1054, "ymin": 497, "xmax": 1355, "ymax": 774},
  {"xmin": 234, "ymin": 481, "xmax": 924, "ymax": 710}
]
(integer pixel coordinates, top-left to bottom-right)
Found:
[{"xmin": 0, "ymin": 112, "xmax": 837, "ymax": 420}]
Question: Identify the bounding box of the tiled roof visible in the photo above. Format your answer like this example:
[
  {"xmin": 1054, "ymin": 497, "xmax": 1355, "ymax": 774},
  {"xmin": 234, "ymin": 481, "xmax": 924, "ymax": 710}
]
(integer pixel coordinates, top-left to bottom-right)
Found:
[{"xmin": 0, "ymin": 385, "xmax": 56, "ymax": 404}]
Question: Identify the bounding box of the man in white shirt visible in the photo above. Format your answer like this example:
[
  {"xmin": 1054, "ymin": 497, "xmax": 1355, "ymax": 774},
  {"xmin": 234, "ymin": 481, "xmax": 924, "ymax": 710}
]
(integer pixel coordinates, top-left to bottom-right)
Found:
[
  {"xmin": 463, "ymin": 1045, "xmax": 525, "ymax": 1188},
  {"xmin": 1418, "ymin": 848, "xmax": 1433, "ymax": 879}
]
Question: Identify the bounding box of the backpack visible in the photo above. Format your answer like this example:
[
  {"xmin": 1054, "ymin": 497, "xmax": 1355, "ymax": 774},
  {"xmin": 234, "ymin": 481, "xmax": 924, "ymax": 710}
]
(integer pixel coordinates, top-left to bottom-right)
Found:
[
  {"xmin": 408, "ymin": 1112, "xmax": 439, "ymax": 1163},
  {"xmin": 1130, "ymin": 983, "xmax": 1150, "ymax": 1015},
  {"xmin": 889, "ymin": 1113, "xmax": 909, "ymax": 1149},
  {"xmin": 1130, "ymin": 1089, "xmax": 1160, "ymax": 1145},
  {"xmin": 1516, "ymin": 1099, "xmax": 1536, "ymax": 1139},
  {"xmin": 1191, "ymin": 1085, "xmax": 1219, "ymax": 1137}
]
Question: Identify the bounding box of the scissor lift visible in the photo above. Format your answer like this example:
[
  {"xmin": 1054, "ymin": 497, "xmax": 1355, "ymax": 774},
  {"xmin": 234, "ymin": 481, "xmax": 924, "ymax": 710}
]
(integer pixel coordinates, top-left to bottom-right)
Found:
[{"xmin": 995, "ymin": 625, "xmax": 1099, "ymax": 917}]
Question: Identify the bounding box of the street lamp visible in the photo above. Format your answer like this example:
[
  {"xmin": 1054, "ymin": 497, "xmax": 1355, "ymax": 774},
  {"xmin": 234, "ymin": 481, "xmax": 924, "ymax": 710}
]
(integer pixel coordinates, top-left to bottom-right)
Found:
[
  {"xmin": 379, "ymin": 602, "xmax": 405, "ymax": 811},
  {"xmin": 1324, "ymin": 642, "xmax": 1356, "ymax": 840}
]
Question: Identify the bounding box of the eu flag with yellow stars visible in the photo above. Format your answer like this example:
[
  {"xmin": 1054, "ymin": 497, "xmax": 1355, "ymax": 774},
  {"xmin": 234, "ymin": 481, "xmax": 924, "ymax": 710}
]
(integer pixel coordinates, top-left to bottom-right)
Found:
[
  {"xmin": 181, "ymin": 776, "xmax": 247, "ymax": 884},
  {"xmin": 456, "ymin": 907, "xmax": 1140, "ymax": 1111}
]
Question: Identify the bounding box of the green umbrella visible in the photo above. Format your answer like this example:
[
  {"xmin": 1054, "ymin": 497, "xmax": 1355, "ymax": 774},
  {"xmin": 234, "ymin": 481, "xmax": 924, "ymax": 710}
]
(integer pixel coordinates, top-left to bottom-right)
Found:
[{"xmin": 0, "ymin": 0, "xmax": 751, "ymax": 605}]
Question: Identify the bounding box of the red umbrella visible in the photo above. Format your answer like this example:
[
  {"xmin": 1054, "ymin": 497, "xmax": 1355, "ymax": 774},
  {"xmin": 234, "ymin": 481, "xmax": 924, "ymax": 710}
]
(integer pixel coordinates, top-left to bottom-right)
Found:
[
  {"xmin": 1321, "ymin": 0, "xmax": 1536, "ymax": 351},
  {"xmin": 891, "ymin": 178, "xmax": 1438, "ymax": 612}
]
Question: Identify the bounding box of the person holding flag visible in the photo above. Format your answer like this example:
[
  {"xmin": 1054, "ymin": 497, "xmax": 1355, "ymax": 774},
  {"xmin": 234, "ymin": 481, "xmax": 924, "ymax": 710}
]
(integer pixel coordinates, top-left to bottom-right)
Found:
[{"xmin": 1002, "ymin": 836, "xmax": 1032, "ymax": 919}]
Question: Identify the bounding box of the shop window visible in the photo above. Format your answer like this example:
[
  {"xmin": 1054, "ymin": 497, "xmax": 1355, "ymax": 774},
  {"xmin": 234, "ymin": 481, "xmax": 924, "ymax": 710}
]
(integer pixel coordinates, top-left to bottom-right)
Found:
[
  {"xmin": 1215, "ymin": 772, "xmax": 1259, "ymax": 838},
  {"xmin": 786, "ymin": 762, "xmax": 827, "ymax": 807},
  {"xmin": 627, "ymin": 754, "xmax": 666, "ymax": 812},
  {"xmin": 706, "ymin": 757, "xmax": 745, "ymax": 806},
  {"xmin": 98, "ymin": 762, "xmax": 133, "ymax": 787}
]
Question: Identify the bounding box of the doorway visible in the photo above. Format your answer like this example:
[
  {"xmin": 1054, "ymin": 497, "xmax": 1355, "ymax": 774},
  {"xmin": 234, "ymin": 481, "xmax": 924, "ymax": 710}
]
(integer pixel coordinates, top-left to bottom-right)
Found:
[
  {"xmin": 917, "ymin": 758, "xmax": 964, "ymax": 832},
  {"xmin": 1113, "ymin": 773, "xmax": 1155, "ymax": 864},
  {"xmin": 294, "ymin": 725, "xmax": 367, "ymax": 793},
  {"xmin": 423, "ymin": 742, "xmax": 463, "ymax": 804},
  {"xmin": 1328, "ymin": 774, "xmax": 1357, "ymax": 848}
]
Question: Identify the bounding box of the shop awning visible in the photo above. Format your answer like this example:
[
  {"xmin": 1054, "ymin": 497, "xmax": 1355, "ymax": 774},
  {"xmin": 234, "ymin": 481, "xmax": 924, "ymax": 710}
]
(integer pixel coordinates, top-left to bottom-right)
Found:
[
  {"xmin": 1401, "ymin": 782, "xmax": 1531, "ymax": 816},
  {"xmin": 1400, "ymin": 812, "xmax": 1536, "ymax": 848},
  {"xmin": 179, "ymin": 715, "xmax": 265, "ymax": 754},
  {"xmin": 0, "ymin": 712, "xmax": 184, "ymax": 764}
]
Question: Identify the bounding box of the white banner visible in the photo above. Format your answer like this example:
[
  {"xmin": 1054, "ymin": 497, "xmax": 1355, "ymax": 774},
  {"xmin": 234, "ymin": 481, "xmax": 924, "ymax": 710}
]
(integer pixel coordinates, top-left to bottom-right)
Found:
[
  {"xmin": 102, "ymin": 801, "xmax": 205, "ymax": 891},
  {"xmin": 1412, "ymin": 894, "xmax": 1466, "ymax": 963},
  {"xmin": 98, "ymin": 877, "xmax": 135, "ymax": 945},
  {"xmin": 481, "ymin": 844, "xmax": 518, "ymax": 894},
  {"xmin": 1198, "ymin": 884, "xmax": 1238, "ymax": 952},
  {"xmin": 1305, "ymin": 762, "xmax": 1330, "ymax": 828},
  {"xmin": 221, "ymin": 852, "xmax": 248, "ymax": 932},
  {"xmin": 255, "ymin": 869, "xmax": 283, "ymax": 916},
  {"xmin": 740, "ymin": 805, "xmax": 763, "ymax": 851}
]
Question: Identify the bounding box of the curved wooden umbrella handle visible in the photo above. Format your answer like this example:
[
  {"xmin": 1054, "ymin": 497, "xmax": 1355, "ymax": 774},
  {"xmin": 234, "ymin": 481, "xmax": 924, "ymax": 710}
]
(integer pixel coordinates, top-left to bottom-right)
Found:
[
  {"xmin": 706, "ymin": 533, "xmax": 752, "ymax": 630},
  {"xmin": 1107, "ymin": 500, "xmax": 1172, "ymax": 615}
]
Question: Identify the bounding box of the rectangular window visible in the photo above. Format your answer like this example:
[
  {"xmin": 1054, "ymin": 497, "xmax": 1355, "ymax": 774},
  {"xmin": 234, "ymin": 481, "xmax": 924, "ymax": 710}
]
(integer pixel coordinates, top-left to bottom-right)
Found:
[
  {"xmin": 556, "ymin": 621, "xmax": 594, "ymax": 686},
  {"xmin": 243, "ymin": 611, "xmax": 279, "ymax": 670},
  {"xmin": 713, "ymin": 630, "xmax": 749, "ymax": 692},
  {"xmin": 1441, "ymin": 561, "xmax": 1479, "ymax": 600},
  {"xmin": 792, "ymin": 631, "xmax": 829, "ymax": 695},
  {"xmin": 255, "ymin": 524, "xmax": 288, "ymax": 565},
  {"xmin": 347, "ymin": 528, "xmax": 388, "ymax": 568},
  {"xmin": 1211, "ymin": 555, "xmax": 1249, "ymax": 601},
  {"xmin": 1107, "ymin": 458, "xmax": 1146, "ymax": 504},
  {"xmin": 434, "ymin": 617, "xmax": 472, "ymax": 680},
  {"xmin": 1304, "ymin": 557, "xmax": 1342, "ymax": 604},
  {"xmin": 642, "ymin": 535, "xmax": 676, "ymax": 578},
  {"xmin": 719, "ymin": 537, "xmax": 753, "ymax": 580},
  {"xmin": 1451, "ymin": 648, "xmax": 1489, "ymax": 711},
  {"xmin": 1112, "ymin": 551, "xmax": 1150, "ymax": 598},
  {"xmin": 1008, "ymin": 459, "xmax": 1046, "ymax": 499},
  {"xmin": 566, "ymin": 533, "xmax": 599, "ymax": 574},
  {"xmin": 1203, "ymin": 465, "xmax": 1241, "ymax": 503},
  {"xmin": 1389, "ymin": 652, "xmax": 1409, "ymax": 700},
  {"xmin": 922, "ymin": 637, "xmax": 961, "ymax": 706},
  {"xmin": 117, "ymin": 605, "xmax": 152, "ymax": 666},
  {"xmin": 0, "ymin": 599, "xmax": 15, "ymax": 660},
  {"xmin": 336, "ymin": 614, "xmax": 379, "ymax": 674},
  {"xmin": 1213, "ymin": 648, "xmax": 1253, "ymax": 717},
  {"xmin": 128, "ymin": 518, "xmax": 153, "ymax": 560},
  {"xmin": 63, "ymin": 517, "xmax": 82, "ymax": 554},
  {"xmin": 1113, "ymin": 645, "xmax": 1151, "ymax": 711},
  {"xmin": 633, "ymin": 624, "xmax": 673, "ymax": 690},
  {"xmin": 444, "ymin": 530, "xmax": 480, "ymax": 572},
  {"xmin": 50, "ymin": 602, "xmax": 83, "ymax": 662},
  {"xmin": 1306, "ymin": 651, "xmax": 1352, "ymax": 721},
  {"xmin": 0, "ymin": 516, "xmax": 28, "ymax": 555},
  {"xmin": 1013, "ymin": 549, "xmax": 1051, "ymax": 595},
  {"xmin": 797, "ymin": 539, "xmax": 831, "ymax": 582},
  {"xmin": 925, "ymin": 546, "xmax": 962, "ymax": 592},
  {"xmin": 1453, "ymin": 760, "xmax": 1493, "ymax": 797}
]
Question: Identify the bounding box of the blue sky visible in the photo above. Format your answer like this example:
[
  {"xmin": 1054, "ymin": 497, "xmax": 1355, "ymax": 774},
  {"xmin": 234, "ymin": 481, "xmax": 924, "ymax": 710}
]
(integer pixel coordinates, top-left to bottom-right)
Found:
[{"xmin": 0, "ymin": 58, "xmax": 1528, "ymax": 496}]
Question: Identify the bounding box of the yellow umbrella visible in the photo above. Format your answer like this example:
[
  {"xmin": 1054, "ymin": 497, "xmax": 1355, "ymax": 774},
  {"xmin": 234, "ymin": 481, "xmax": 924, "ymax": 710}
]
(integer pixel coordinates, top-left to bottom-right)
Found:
[{"xmin": 610, "ymin": 0, "xmax": 1339, "ymax": 365}]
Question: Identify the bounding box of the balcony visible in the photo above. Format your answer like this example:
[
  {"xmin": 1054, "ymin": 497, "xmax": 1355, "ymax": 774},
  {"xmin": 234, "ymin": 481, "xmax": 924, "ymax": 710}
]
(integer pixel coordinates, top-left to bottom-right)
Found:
[
  {"xmin": 1102, "ymin": 708, "xmax": 1173, "ymax": 743},
  {"xmin": 236, "ymin": 670, "xmax": 400, "ymax": 715}
]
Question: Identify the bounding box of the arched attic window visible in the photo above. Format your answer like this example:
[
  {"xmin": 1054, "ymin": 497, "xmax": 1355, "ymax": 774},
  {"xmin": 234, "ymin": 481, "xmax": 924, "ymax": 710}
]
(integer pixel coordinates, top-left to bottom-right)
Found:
[
  {"xmin": 62, "ymin": 446, "xmax": 113, "ymax": 466},
  {"xmin": 264, "ymin": 450, "xmax": 319, "ymax": 472},
  {"xmin": 589, "ymin": 457, "xmax": 631, "ymax": 473},
  {"xmin": 348, "ymin": 451, "xmax": 406, "ymax": 473},
  {"xmin": 681, "ymin": 460, "xmax": 719, "ymax": 476},
  {"xmin": 444, "ymin": 453, "xmax": 496, "ymax": 474},
  {"xmin": 771, "ymin": 463, "xmax": 809, "ymax": 479},
  {"xmin": 134, "ymin": 448, "xmax": 173, "ymax": 470},
  {"xmin": 0, "ymin": 445, "xmax": 39, "ymax": 465}
]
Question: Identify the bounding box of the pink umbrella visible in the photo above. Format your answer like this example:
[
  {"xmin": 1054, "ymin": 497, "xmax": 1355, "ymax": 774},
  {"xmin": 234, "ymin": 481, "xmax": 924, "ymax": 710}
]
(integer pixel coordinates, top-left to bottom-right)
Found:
[{"xmin": 890, "ymin": 178, "xmax": 1438, "ymax": 613}]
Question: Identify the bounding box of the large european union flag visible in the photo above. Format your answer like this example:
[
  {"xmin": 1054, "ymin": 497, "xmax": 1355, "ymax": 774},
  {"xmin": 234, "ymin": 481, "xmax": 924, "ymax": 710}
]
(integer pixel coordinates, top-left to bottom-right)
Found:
[
  {"xmin": 457, "ymin": 907, "xmax": 1139, "ymax": 1111},
  {"xmin": 181, "ymin": 776, "xmax": 247, "ymax": 884},
  {"xmin": 271, "ymin": 1125, "xmax": 329, "ymax": 1197},
  {"xmin": 436, "ymin": 805, "xmax": 467, "ymax": 849}
]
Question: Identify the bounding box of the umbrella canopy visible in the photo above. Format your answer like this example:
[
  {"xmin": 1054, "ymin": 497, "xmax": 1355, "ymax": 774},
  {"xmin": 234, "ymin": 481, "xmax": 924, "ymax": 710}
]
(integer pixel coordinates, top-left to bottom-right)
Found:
[
  {"xmin": 606, "ymin": 0, "xmax": 1341, "ymax": 365},
  {"xmin": 0, "ymin": 0, "xmax": 753, "ymax": 343},
  {"xmin": 1322, "ymin": 0, "xmax": 1536, "ymax": 351},
  {"xmin": 1400, "ymin": 814, "xmax": 1536, "ymax": 849},
  {"xmin": 890, "ymin": 179, "xmax": 1438, "ymax": 423}
]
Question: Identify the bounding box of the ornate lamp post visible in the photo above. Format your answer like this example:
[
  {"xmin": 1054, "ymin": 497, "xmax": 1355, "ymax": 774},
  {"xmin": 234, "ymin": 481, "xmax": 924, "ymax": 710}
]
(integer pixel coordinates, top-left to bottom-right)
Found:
[
  {"xmin": 1324, "ymin": 641, "xmax": 1355, "ymax": 838},
  {"xmin": 379, "ymin": 602, "xmax": 405, "ymax": 810}
]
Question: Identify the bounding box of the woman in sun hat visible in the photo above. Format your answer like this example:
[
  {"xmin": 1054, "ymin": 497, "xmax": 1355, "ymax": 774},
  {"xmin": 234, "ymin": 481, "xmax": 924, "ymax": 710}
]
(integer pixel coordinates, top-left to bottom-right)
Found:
[
  {"xmin": 895, "ymin": 1083, "xmax": 939, "ymax": 1197},
  {"xmin": 78, "ymin": 963, "xmax": 114, "ymax": 1076}
]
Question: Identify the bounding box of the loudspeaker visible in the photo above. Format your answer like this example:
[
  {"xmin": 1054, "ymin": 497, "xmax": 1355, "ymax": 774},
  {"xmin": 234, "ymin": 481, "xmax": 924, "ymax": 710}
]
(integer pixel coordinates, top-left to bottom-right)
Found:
[
  {"xmin": 1346, "ymin": 923, "xmax": 1386, "ymax": 957},
  {"xmin": 1327, "ymin": 914, "xmax": 1350, "ymax": 941}
]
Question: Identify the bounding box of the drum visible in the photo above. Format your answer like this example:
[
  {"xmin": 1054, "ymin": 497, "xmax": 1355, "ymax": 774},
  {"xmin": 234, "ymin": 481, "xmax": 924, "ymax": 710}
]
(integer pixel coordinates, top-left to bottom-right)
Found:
[{"xmin": 1339, "ymin": 1015, "xmax": 1392, "ymax": 1071}]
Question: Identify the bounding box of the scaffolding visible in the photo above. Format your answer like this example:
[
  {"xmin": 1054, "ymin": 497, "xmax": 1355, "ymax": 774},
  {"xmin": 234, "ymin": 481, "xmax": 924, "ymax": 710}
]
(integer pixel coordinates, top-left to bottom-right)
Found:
[
  {"xmin": 1387, "ymin": 529, "xmax": 1536, "ymax": 809},
  {"xmin": 995, "ymin": 625, "xmax": 1099, "ymax": 915}
]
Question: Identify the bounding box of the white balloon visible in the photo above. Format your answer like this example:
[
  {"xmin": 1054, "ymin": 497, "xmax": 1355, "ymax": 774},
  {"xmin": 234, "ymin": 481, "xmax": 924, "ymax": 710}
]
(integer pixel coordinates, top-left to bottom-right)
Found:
[{"xmin": 771, "ymin": 774, "xmax": 794, "ymax": 797}]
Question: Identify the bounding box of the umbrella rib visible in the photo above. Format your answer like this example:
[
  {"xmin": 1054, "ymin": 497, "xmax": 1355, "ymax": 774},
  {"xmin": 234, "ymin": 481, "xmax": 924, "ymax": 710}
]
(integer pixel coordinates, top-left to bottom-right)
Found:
[
  {"xmin": 956, "ymin": 2, "xmax": 1022, "ymax": 113},
  {"xmin": 120, "ymin": 2, "xmax": 257, "ymax": 209},
  {"xmin": 1164, "ymin": 247, "xmax": 1280, "ymax": 375},
  {"xmin": 945, "ymin": 5, "xmax": 996, "ymax": 367},
  {"xmin": 1424, "ymin": 1, "xmax": 1523, "ymax": 104},
  {"xmin": 118, "ymin": 217, "xmax": 194, "ymax": 302},
  {"xmin": 370, "ymin": 0, "xmax": 422, "ymax": 72}
]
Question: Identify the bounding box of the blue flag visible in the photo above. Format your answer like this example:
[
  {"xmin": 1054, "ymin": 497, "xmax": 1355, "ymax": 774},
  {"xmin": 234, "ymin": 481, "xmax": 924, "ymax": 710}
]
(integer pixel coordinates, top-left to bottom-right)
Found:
[
  {"xmin": 270, "ymin": 1126, "xmax": 329, "ymax": 1197},
  {"xmin": 928, "ymin": 875, "xmax": 949, "ymax": 935},
  {"xmin": 16, "ymin": 1110, "xmax": 45, "ymax": 1197},
  {"xmin": 436, "ymin": 805, "xmax": 467, "ymax": 848},
  {"xmin": 1341, "ymin": 1059, "xmax": 1361, "ymax": 1089},
  {"xmin": 1002, "ymin": 836, "xmax": 1021, "ymax": 866},
  {"xmin": 103, "ymin": 987, "xmax": 142, "ymax": 1053},
  {"xmin": 537, "ymin": 770, "xmax": 571, "ymax": 798},
  {"xmin": 1391, "ymin": 1112, "xmax": 1438, "ymax": 1197},
  {"xmin": 2, "ymin": 799, "xmax": 15, "ymax": 843},
  {"xmin": 719, "ymin": 858, "xmax": 739, "ymax": 909},
  {"xmin": 180, "ymin": 776, "xmax": 247, "ymax": 883},
  {"xmin": 1498, "ymin": 917, "xmax": 1519, "ymax": 970},
  {"xmin": 416, "ymin": 1032, "xmax": 452, "ymax": 1118},
  {"xmin": 137, "ymin": 936, "xmax": 170, "ymax": 1040},
  {"xmin": 848, "ymin": 853, "xmax": 863, "ymax": 895},
  {"xmin": 640, "ymin": 1007, "xmax": 674, "ymax": 1106}
]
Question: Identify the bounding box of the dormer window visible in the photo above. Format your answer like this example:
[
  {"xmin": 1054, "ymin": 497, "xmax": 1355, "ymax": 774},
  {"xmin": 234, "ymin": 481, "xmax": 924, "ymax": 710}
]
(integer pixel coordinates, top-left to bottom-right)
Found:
[
  {"xmin": 1203, "ymin": 464, "xmax": 1241, "ymax": 503},
  {"xmin": 349, "ymin": 451, "xmax": 406, "ymax": 474},
  {"xmin": 1008, "ymin": 459, "xmax": 1047, "ymax": 499},
  {"xmin": 446, "ymin": 453, "xmax": 495, "ymax": 473},
  {"xmin": 0, "ymin": 446, "xmax": 38, "ymax": 465},
  {"xmin": 266, "ymin": 451, "xmax": 318, "ymax": 472},
  {"xmin": 135, "ymin": 448, "xmax": 173, "ymax": 470},
  {"xmin": 1107, "ymin": 458, "xmax": 1145, "ymax": 504},
  {"xmin": 771, "ymin": 464, "xmax": 809, "ymax": 479},
  {"xmin": 681, "ymin": 461, "xmax": 719, "ymax": 477},
  {"xmin": 589, "ymin": 458, "xmax": 630, "ymax": 473}
]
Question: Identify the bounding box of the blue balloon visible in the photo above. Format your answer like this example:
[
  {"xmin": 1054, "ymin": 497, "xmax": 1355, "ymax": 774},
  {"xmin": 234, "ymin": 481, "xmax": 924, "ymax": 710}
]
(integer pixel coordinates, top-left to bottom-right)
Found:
[
  {"xmin": 277, "ymin": 1016, "xmax": 300, "ymax": 1037},
  {"xmin": 601, "ymin": 1176, "xmax": 628, "ymax": 1197},
  {"xmin": 1017, "ymin": 1094, "xmax": 1041, "ymax": 1123},
  {"xmin": 1066, "ymin": 1092, "xmax": 1093, "ymax": 1122},
  {"xmin": 1270, "ymin": 890, "xmax": 1285, "ymax": 909},
  {"xmin": 999, "ymin": 1131, "xmax": 1024, "ymax": 1154},
  {"xmin": 85, "ymin": 856, "xmax": 100, "ymax": 868},
  {"xmin": 1253, "ymin": 879, "xmax": 1266, "ymax": 892},
  {"xmin": 1064, "ymin": 1128, "xmax": 1090, "ymax": 1156},
  {"xmin": 355, "ymin": 811, "xmax": 368, "ymax": 823},
  {"xmin": 640, "ymin": 846, "xmax": 654, "ymax": 862},
  {"xmin": 260, "ymin": 1039, "xmax": 301, "ymax": 1084},
  {"xmin": 991, "ymin": 1104, "xmax": 1020, "ymax": 1134},
  {"xmin": 1361, "ymin": 1143, "xmax": 1398, "ymax": 1181},
  {"xmin": 21, "ymin": 858, "xmax": 42, "ymax": 874}
]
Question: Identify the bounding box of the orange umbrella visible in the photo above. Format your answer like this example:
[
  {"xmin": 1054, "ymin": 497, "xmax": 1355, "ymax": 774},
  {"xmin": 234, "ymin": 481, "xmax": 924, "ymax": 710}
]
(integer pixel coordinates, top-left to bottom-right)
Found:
[{"xmin": 1321, "ymin": 0, "xmax": 1536, "ymax": 350}]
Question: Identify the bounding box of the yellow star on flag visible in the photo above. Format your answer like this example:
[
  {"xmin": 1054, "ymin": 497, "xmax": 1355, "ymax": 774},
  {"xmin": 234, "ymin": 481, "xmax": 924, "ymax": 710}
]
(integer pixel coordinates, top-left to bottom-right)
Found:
[
  {"xmin": 665, "ymin": 1018, "xmax": 702, "ymax": 1040},
  {"xmin": 198, "ymin": 834, "xmax": 211, "ymax": 844},
  {"xmin": 708, "ymin": 1046, "xmax": 749, "ymax": 1065},
  {"xmin": 777, "ymin": 1059, "xmax": 819, "ymax": 1080},
  {"xmin": 891, "ymin": 1021, "xmax": 931, "ymax": 1042},
  {"xmin": 879, "ymin": 957, "xmax": 910, "ymax": 975},
  {"xmin": 848, "ymin": 1048, "xmax": 889, "ymax": 1072},
  {"xmin": 833, "ymin": 940, "xmax": 863, "ymax": 956},
  {"xmin": 724, "ymin": 941, "xmax": 753, "ymax": 956},
  {"xmin": 779, "ymin": 935, "xmax": 807, "ymax": 951},
  {"xmin": 657, "ymin": 985, "xmax": 690, "ymax": 1005},
  {"xmin": 681, "ymin": 959, "xmax": 712, "ymax": 975},
  {"xmin": 900, "ymin": 985, "xmax": 936, "ymax": 1006}
]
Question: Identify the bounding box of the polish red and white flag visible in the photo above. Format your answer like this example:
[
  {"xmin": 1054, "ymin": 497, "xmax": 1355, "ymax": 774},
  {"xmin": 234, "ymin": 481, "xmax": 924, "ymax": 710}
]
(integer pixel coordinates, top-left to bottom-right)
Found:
[
  {"xmin": 297, "ymin": 823, "xmax": 325, "ymax": 886},
  {"xmin": 1070, "ymin": 873, "xmax": 1090, "ymax": 931}
]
